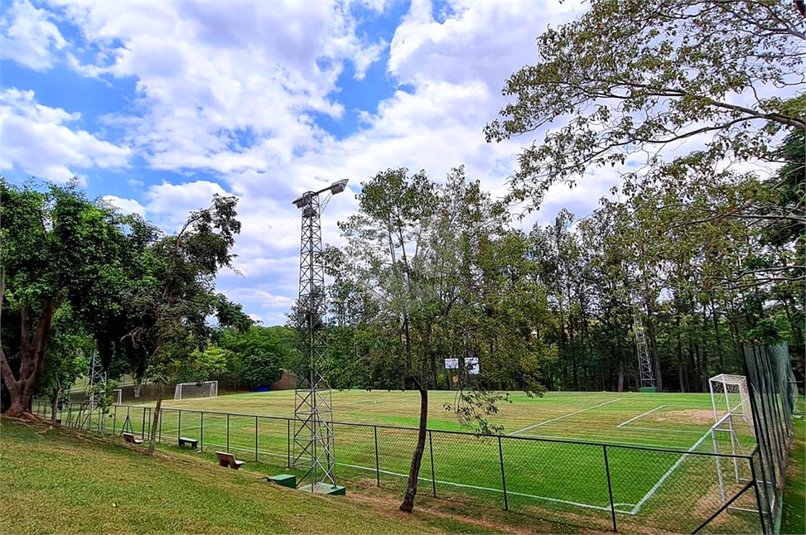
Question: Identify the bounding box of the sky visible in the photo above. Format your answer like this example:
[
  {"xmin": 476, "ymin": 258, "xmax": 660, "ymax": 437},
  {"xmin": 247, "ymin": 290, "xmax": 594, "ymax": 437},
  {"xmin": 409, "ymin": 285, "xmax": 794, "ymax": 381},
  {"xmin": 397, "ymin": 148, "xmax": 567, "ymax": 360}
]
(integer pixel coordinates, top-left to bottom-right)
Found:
[{"xmin": 0, "ymin": 0, "xmax": 624, "ymax": 325}]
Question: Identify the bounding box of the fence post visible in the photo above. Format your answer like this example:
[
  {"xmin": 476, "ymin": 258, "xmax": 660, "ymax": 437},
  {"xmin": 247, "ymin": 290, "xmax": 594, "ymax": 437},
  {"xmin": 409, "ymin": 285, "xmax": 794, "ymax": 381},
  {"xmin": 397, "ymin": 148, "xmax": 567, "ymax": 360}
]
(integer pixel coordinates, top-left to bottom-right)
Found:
[
  {"xmin": 749, "ymin": 453, "xmax": 768, "ymax": 534},
  {"xmin": 226, "ymin": 413, "xmax": 230, "ymax": 452},
  {"xmin": 112, "ymin": 405, "xmax": 117, "ymax": 435},
  {"xmin": 603, "ymin": 445, "xmax": 617, "ymax": 532},
  {"xmin": 255, "ymin": 416, "xmax": 259, "ymax": 462},
  {"xmin": 178, "ymin": 410, "xmax": 182, "ymax": 442},
  {"xmin": 498, "ymin": 436, "xmax": 508, "ymax": 511},
  {"xmin": 287, "ymin": 419, "xmax": 291, "ymax": 468},
  {"xmin": 200, "ymin": 412, "xmax": 205, "ymax": 453},
  {"xmin": 141, "ymin": 407, "xmax": 146, "ymax": 439},
  {"xmin": 374, "ymin": 426, "xmax": 381, "ymax": 486},
  {"xmin": 428, "ymin": 430, "xmax": 436, "ymax": 498},
  {"xmin": 158, "ymin": 409, "xmax": 163, "ymax": 443}
]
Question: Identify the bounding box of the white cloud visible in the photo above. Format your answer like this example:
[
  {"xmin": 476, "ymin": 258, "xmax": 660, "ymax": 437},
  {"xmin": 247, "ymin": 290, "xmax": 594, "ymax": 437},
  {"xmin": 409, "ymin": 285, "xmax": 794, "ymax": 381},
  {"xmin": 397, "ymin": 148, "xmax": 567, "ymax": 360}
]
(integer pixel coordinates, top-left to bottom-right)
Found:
[
  {"xmin": 0, "ymin": 89, "xmax": 132, "ymax": 182},
  {"xmin": 102, "ymin": 195, "xmax": 146, "ymax": 216},
  {"xmin": 0, "ymin": 0, "xmax": 67, "ymax": 71},
  {"xmin": 52, "ymin": 0, "xmax": 385, "ymax": 175}
]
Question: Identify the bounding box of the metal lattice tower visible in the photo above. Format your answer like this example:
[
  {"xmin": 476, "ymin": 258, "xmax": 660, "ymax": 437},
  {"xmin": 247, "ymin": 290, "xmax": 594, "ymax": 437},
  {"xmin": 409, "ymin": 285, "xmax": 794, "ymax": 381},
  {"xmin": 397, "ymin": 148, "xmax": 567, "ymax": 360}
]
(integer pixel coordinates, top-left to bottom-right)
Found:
[
  {"xmin": 632, "ymin": 293, "xmax": 656, "ymax": 389},
  {"xmin": 292, "ymin": 179, "xmax": 348, "ymax": 492},
  {"xmin": 87, "ymin": 353, "xmax": 106, "ymax": 413}
]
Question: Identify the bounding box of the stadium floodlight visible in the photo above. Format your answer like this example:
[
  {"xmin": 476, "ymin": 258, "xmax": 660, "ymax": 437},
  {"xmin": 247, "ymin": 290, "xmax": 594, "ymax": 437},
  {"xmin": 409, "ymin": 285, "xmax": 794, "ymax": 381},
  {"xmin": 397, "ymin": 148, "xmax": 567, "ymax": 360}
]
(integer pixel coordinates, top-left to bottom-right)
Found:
[{"xmin": 292, "ymin": 178, "xmax": 349, "ymax": 495}]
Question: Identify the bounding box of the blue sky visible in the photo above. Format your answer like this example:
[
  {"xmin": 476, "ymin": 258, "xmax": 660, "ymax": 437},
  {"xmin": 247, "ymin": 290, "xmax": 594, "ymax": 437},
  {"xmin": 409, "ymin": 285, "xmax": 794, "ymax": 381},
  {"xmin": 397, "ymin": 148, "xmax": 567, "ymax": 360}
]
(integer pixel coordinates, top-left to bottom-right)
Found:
[{"xmin": 1, "ymin": 0, "xmax": 617, "ymax": 325}]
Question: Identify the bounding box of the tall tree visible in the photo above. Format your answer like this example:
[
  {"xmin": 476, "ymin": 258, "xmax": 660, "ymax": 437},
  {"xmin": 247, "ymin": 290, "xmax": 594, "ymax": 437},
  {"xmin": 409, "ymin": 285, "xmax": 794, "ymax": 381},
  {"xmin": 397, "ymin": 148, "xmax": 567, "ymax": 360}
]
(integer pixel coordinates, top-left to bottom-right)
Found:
[{"xmin": 0, "ymin": 180, "xmax": 132, "ymax": 418}]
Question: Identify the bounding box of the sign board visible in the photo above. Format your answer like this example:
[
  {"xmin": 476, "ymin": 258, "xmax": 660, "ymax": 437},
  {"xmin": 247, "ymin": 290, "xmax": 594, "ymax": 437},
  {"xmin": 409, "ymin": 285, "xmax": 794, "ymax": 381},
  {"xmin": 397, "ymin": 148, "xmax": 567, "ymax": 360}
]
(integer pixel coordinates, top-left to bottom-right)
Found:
[
  {"xmin": 466, "ymin": 357, "xmax": 479, "ymax": 375},
  {"xmin": 444, "ymin": 358, "xmax": 459, "ymax": 369}
]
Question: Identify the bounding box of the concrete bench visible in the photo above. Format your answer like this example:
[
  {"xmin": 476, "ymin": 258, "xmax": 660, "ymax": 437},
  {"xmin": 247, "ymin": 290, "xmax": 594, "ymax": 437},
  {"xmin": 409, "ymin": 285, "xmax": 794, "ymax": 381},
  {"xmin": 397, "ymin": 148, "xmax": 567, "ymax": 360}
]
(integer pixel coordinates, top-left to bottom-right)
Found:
[
  {"xmin": 215, "ymin": 451, "xmax": 245, "ymax": 470},
  {"xmin": 122, "ymin": 432, "xmax": 143, "ymax": 445},
  {"xmin": 178, "ymin": 437, "xmax": 198, "ymax": 449}
]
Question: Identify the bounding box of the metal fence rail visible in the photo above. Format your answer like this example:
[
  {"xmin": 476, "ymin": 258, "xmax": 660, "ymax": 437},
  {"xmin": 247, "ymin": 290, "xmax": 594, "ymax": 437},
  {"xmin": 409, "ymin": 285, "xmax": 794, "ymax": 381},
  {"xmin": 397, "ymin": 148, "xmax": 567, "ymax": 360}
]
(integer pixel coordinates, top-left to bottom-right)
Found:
[{"xmin": 33, "ymin": 399, "xmax": 768, "ymax": 534}]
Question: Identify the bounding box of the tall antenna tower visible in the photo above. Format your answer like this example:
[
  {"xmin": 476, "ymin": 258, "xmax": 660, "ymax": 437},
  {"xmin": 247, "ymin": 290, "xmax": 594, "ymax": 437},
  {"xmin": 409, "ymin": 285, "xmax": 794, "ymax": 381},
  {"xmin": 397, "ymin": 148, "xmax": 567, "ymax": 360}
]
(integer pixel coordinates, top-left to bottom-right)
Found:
[
  {"xmin": 632, "ymin": 292, "xmax": 656, "ymax": 391},
  {"xmin": 292, "ymin": 179, "xmax": 348, "ymax": 494}
]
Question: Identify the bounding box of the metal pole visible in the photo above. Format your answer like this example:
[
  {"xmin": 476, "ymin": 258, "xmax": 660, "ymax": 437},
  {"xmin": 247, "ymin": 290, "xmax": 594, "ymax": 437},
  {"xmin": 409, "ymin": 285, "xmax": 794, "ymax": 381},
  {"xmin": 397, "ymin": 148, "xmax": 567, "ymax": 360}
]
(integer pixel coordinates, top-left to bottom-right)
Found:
[
  {"xmin": 226, "ymin": 413, "xmax": 230, "ymax": 452},
  {"xmin": 749, "ymin": 453, "xmax": 768, "ymax": 534},
  {"xmin": 255, "ymin": 416, "xmax": 259, "ymax": 462},
  {"xmin": 158, "ymin": 409, "xmax": 163, "ymax": 443},
  {"xmin": 374, "ymin": 426, "xmax": 381, "ymax": 486},
  {"xmin": 428, "ymin": 430, "xmax": 436, "ymax": 498},
  {"xmin": 603, "ymin": 445, "xmax": 617, "ymax": 532},
  {"xmin": 287, "ymin": 419, "xmax": 291, "ymax": 468},
  {"xmin": 112, "ymin": 406, "xmax": 117, "ymax": 435},
  {"xmin": 200, "ymin": 412, "xmax": 205, "ymax": 453},
  {"xmin": 141, "ymin": 407, "xmax": 146, "ymax": 439},
  {"xmin": 498, "ymin": 436, "xmax": 508, "ymax": 511},
  {"xmin": 178, "ymin": 410, "xmax": 182, "ymax": 442}
]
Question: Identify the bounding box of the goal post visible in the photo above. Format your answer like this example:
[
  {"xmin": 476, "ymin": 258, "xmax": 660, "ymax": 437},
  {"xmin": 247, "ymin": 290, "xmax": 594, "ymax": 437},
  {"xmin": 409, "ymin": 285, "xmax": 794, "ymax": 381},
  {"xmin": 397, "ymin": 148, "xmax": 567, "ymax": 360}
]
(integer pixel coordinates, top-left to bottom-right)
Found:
[
  {"xmin": 708, "ymin": 374, "xmax": 756, "ymax": 508},
  {"xmin": 174, "ymin": 380, "xmax": 218, "ymax": 400},
  {"xmin": 709, "ymin": 374, "xmax": 752, "ymax": 429},
  {"xmin": 112, "ymin": 388, "xmax": 122, "ymax": 405}
]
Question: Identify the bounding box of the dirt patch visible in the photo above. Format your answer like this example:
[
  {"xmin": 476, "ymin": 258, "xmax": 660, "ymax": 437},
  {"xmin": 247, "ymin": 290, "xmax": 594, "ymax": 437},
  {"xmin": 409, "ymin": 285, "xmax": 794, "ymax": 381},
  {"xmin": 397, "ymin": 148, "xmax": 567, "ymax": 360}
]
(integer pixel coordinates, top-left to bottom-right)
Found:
[{"xmin": 655, "ymin": 409, "xmax": 714, "ymax": 426}]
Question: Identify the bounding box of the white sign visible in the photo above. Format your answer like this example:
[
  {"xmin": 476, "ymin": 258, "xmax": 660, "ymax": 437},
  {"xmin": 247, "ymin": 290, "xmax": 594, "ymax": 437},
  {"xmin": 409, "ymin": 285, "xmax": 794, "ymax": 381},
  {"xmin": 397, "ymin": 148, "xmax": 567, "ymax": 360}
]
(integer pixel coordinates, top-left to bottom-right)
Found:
[
  {"xmin": 444, "ymin": 358, "xmax": 459, "ymax": 369},
  {"xmin": 466, "ymin": 357, "xmax": 480, "ymax": 375}
]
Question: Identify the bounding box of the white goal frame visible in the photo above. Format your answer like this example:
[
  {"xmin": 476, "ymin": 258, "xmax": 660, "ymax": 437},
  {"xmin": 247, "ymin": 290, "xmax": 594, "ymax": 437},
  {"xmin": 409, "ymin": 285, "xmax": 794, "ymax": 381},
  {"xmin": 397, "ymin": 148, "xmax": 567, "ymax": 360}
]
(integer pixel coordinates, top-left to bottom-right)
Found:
[
  {"xmin": 708, "ymin": 374, "xmax": 756, "ymax": 509},
  {"xmin": 174, "ymin": 380, "xmax": 218, "ymax": 400},
  {"xmin": 112, "ymin": 388, "xmax": 122, "ymax": 405}
]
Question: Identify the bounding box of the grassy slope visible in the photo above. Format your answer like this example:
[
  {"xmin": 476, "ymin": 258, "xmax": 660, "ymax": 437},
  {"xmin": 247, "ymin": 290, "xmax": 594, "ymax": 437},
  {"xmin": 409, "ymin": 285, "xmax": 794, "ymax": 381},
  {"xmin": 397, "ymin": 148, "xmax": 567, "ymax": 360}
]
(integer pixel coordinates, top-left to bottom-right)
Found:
[
  {"xmin": 0, "ymin": 419, "xmax": 518, "ymax": 535},
  {"xmin": 781, "ymin": 399, "xmax": 805, "ymax": 535}
]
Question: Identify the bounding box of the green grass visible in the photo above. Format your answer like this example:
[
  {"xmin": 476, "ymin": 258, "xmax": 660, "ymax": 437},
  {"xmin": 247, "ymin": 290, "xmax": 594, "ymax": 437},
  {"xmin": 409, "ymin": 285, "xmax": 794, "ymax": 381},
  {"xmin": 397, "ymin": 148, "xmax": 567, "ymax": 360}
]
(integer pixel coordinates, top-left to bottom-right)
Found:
[
  {"xmin": 781, "ymin": 399, "xmax": 805, "ymax": 535},
  {"xmin": 1, "ymin": 419, "xmax": 540, "ymax": 535},
  {"xmin": 69, "ymin": 389, "xmax": 762, "ymax": 534}
]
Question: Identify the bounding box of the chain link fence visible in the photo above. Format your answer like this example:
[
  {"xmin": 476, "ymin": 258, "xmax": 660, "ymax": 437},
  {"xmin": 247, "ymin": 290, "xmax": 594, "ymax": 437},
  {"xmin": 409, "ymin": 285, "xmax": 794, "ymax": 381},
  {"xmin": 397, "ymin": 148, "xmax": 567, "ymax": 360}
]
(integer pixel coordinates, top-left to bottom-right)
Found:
[
  {"xmin": 34, "ymin": 398, "xmax": 771, "ymax": 534},
  {"xmin": 743, "ymin": 342, "xmax": 799, "ymax": 534}
]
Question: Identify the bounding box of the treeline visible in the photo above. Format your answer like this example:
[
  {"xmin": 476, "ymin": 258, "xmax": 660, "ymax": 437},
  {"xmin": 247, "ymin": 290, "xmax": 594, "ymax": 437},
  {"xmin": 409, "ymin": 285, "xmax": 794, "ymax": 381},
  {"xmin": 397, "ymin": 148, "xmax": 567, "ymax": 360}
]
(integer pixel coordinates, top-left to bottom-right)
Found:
[{"xmin": 319, "ymin": 132, "xmax": 804, "ymax": 395}]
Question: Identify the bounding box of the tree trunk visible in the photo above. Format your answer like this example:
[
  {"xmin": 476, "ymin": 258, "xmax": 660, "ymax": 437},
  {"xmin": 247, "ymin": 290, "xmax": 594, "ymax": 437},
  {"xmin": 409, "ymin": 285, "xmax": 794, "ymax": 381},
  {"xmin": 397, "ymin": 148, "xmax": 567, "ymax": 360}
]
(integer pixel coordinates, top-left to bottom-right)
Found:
[
  {"xmin": 0, "ymin": 292, "xmax": 57, "ymax": 418},
  {"xmin": 147, "ymin": 382, "xmax": 164, "ymax": 455},
  {"xmin": 400, "ymin": 385, "xmax": 428, "ymax": 512},
  {"xmin": 50, "ymin": 388, "xmax": 60, "ymax": 425}
]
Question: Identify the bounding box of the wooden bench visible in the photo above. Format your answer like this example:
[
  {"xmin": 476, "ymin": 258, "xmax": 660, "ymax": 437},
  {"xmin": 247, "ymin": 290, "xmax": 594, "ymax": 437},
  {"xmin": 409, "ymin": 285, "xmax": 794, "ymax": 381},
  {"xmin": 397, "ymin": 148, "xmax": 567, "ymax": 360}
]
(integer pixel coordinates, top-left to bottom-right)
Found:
[
  {"xmin": 215, "ymin": 451, "xmax": 245, "ymax": 470},
  {"xmin": 178, "ymin": 437, "xmax": 198, "ymax": 449},
  {"xmin": 122, "ymin": 432, "xmax": 143, "ymax": 445}
]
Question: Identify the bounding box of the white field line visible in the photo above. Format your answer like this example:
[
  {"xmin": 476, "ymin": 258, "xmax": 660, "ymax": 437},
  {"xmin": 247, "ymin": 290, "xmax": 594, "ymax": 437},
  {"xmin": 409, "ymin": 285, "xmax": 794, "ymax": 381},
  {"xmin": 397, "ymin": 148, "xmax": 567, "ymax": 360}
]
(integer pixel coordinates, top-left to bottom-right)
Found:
[
  {"xmin": 616, "ymin": 405, "xmax": 666, "ymax": 428},
  {"xmin": 621, "ymin": 426, "xmax": 705, "ymax": 435},
  {"xmin": 336, "ymin": 461, "xmax": 637, "ymax": 514},
  {"xmin": 511, "ymin": 398, "xmax": 624, "ymax": 435},
  {"xmin": 630, "ymin": 413, "xmax": 730, "ymax": 515}
]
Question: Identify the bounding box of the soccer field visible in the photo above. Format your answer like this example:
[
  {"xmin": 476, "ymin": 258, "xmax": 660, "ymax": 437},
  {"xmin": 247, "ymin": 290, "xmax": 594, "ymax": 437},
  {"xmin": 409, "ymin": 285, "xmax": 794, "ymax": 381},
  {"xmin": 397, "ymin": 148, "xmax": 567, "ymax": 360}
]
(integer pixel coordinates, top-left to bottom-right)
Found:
[{"xmin": 99, "ymin": 390, "xmax": 763, "ymax": 533}]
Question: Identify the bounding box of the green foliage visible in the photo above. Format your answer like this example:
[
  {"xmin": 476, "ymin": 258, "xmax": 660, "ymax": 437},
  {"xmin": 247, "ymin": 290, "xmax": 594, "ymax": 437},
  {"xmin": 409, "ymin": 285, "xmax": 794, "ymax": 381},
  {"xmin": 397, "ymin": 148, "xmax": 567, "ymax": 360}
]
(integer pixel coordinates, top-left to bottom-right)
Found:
[{"xmin": 218, "ymin": 326, "xmax": 297, "ymax": 389}]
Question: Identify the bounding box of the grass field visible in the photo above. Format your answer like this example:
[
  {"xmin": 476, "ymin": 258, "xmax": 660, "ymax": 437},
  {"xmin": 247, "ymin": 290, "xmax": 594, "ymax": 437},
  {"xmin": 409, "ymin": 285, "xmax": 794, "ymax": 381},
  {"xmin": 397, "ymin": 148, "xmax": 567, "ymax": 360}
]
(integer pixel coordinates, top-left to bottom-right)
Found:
[
  {"xmin": 68, "ymin": 389, "xmax": 762, "ymax": 534},
  {"xmin": 1, "ymin": 419, "xmax": 543, "ymax": 535}
]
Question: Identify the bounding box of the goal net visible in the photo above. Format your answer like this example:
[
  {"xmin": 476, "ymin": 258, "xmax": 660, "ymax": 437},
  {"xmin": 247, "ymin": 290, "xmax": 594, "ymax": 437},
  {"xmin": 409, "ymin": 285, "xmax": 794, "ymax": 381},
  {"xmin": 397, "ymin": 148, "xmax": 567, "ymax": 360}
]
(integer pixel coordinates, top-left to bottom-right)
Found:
[
  {"xmin": 174, "ymin": 381, "xmax": 218, "ymax": 400},
  {"xmin": 709, "ymin": 374, "xmax": 752, "ymax": 429},
  {"xmin": 709, "ymin": 374, "xmax": 757, "ymax": 508}
]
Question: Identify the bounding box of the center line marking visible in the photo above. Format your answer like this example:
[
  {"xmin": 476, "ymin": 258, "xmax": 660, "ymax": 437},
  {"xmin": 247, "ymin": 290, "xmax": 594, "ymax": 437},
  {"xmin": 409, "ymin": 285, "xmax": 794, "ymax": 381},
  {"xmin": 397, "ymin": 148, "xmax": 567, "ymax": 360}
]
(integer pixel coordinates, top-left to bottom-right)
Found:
[
  {"xmin": 511, "ymin": 398, "xmax": 624, "ymax": 435},
  {"xmin": 616, "ymin": 405, "xmax": 667, "ymax": 428}
]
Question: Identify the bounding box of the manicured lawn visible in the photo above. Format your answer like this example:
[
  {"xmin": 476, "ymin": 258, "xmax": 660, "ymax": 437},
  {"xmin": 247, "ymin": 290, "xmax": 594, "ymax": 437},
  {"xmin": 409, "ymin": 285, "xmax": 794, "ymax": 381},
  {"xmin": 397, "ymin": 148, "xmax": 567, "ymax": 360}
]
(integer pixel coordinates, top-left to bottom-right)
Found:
[
  {"xmin": 781, "ymin": 399, "xmax": 805, "ymax": 535},
  {"xmin": 0, "ymin": 419, "xmax": 513, "ymax": 535},
  {"xmin": 53, "ymin": 390, "xmax": 761, "ymax": 534}
]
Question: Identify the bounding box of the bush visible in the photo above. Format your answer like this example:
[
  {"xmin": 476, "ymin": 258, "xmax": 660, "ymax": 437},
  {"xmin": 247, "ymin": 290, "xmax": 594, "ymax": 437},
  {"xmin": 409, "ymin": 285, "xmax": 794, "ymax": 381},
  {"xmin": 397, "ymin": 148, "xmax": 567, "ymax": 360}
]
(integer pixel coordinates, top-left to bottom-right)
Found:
[{"xmin": 240, "ymin": 352, "xmax": 283, "ymax": 390}]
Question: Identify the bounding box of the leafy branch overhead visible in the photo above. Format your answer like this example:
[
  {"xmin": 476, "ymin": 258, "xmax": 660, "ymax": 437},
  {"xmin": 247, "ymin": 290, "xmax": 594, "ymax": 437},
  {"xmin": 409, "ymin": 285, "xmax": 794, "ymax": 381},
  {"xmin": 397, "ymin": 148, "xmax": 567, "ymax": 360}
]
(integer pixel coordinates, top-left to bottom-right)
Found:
[{"xmin": 485, "ymin": 0, "xmax": 805, "ymax": 206}]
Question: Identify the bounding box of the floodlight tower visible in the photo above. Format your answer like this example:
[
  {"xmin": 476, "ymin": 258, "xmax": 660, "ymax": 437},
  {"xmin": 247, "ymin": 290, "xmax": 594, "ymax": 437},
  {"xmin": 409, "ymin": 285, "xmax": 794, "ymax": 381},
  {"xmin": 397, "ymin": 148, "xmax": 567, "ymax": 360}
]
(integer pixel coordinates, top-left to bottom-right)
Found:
[
  {"xmin": 292, "ymin": 178, "xmax": 348, "ymax": 494},
  {"xmin": 631, "ymin": 291, "xmax": 656, "ymax": 391}
]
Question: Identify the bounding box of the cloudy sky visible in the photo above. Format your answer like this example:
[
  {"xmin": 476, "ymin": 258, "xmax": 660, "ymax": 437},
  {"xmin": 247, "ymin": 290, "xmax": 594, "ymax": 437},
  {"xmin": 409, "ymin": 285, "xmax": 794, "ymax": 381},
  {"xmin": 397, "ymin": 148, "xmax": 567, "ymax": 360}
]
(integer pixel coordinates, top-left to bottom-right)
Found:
[{"xmin": 0, "ymin": 0, "xmax": 619, "ymax": 325}]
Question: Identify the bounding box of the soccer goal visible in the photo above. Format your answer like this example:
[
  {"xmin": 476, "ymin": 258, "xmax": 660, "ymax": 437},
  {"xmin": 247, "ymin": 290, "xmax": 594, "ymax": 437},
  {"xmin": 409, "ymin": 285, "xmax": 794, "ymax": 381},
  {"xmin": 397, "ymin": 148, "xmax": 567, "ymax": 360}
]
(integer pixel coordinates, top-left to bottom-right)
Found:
[
  {"xmin": 709, "ymin": 374, "xmax": 753, "ymax": 428},
  {"xmin": 709, "ymin": 374, "xmax": 756, "ymax": 508},
  {"xmin": 112, "ymin": 388, "xmax": 122, "ymax": 405},
  {"xmin": 174, "ymin": 380, "xmax": 218, "ymax": 400}
]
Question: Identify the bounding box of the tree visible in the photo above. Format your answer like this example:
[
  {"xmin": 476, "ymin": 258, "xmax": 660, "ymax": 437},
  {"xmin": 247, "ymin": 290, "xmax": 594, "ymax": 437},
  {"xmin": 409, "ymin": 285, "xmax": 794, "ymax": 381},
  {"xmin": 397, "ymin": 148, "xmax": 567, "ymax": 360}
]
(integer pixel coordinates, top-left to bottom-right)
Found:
[
  {"xmin": 34, "ymin": 305, "xmax": 93, "ymax": 424},
  {"xmin": 0, "ymin": 180, "xmax": 132, "ymax": 418},
  {"xmin": 485, "ymin": 0, "xmax": 805, "ymax": 207},
  {"xmin": 331, "ymin": 167, "xmax": 545, "ymax": 512},
  {"xmin": 120, "ymin": 194, "xmax": 250, "ymax": 454}
]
